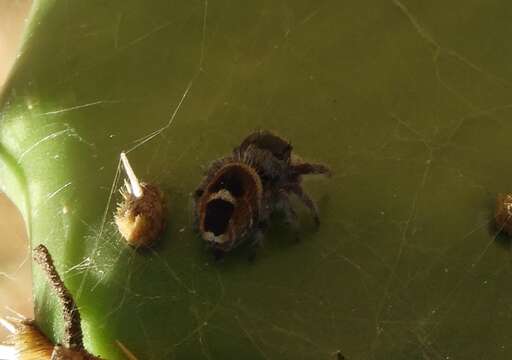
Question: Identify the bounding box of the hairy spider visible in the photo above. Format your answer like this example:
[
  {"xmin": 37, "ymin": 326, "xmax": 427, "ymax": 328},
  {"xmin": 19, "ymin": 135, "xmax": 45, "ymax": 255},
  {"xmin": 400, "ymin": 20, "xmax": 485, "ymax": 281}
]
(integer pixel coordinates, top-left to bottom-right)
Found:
[{"xmin": 194, "ymin": 130, "xmax": 331, "ymax": 252}]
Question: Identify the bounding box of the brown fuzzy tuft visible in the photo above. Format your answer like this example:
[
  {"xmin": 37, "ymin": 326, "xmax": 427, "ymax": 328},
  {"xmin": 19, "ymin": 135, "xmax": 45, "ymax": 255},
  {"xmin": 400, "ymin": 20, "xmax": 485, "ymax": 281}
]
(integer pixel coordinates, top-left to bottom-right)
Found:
[
  {"xmin": 115, "ymin": 182, "xmax": 166, "ymax": 247},
  {"xmin": 5, "ymin": 319, "xmax": 54, "ymax": 360},
  {"xmin": 2, "ymin": 319, "xmax": 102, "ymax": 359}
]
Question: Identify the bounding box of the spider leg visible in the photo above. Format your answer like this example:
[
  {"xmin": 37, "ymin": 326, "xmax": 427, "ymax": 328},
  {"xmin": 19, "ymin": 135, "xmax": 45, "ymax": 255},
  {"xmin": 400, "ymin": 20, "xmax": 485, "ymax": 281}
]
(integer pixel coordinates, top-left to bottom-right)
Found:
[
  {"xmin": 248, "ymin": 222, "xmax": 267, "ymax": 261},
  {"xmin": 289, "ymin": 184, "xmax": 320, "ymax": 226},
  {"xmin": 291, "ymin": 162, "xmax": 331, "ymax": 177},
  {"xmin": 212, "ymin": 248, "xmax": 225, "ymax": 261},
  {"xmin": 250, "ymin": 222, "xmax": 268, "ymax": 248},
  {"xmin": 278, "ymin": 189, "xmax": 299, "ymax": 229}
]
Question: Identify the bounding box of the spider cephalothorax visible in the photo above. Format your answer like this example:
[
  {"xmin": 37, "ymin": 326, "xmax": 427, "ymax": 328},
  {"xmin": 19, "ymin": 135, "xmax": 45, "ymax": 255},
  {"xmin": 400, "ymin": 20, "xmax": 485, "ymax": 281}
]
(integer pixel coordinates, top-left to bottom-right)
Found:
[{"xmin": 194, "ymin": 130, "xmax": 330, "ymax": 252}]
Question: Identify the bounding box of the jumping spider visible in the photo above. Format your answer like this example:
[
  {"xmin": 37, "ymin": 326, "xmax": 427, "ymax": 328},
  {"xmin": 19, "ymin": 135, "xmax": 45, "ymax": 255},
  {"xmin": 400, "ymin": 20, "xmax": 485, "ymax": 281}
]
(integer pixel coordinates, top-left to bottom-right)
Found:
[{"xmin": 194, "ymin": 130, "xmax": 331, "ymax": 253}]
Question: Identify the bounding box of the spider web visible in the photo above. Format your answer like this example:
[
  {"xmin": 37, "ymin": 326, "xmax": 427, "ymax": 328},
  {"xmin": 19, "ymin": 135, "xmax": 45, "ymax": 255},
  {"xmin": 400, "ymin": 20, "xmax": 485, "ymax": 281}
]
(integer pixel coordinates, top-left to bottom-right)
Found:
[{"xmin": 3, "ymin": 0, "xmax": 512, "ymax": 359}]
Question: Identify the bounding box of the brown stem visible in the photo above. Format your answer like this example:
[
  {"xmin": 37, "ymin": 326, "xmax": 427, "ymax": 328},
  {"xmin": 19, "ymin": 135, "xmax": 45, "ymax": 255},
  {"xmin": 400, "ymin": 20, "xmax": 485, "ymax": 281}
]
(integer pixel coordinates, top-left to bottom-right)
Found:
[{"xmin": 33, "ymin": 244, "xmax": 83, "ymax": 350}]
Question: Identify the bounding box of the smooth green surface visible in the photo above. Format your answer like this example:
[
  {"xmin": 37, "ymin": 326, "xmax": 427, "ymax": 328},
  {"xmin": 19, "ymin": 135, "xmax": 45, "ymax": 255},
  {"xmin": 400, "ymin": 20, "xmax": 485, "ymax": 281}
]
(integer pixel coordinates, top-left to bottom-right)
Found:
[{"xmin": 2, "ymin": 0, "xmax": 512, "ymax": 359}]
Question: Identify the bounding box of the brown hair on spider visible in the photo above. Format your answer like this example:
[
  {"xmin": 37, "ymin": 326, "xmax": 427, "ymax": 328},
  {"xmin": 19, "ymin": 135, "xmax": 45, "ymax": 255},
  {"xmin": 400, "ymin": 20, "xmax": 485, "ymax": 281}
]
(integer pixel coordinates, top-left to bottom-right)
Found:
[
  {"xmin": 115, "ymin": 152, "xmax": 166, "ymax": 247},
  {"xmin": 0, "ymin": 244, "xmax": 101, "ymax": 359},
  {"xmin": 194, "ymin": 130, "xmax": 331, "ymax": 253}
]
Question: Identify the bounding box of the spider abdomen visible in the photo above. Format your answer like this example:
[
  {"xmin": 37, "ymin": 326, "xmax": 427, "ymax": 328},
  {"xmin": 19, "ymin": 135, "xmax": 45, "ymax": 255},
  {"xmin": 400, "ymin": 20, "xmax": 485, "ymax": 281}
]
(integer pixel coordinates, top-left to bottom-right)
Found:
[{"xmin": 196, "ymin": 162, "xmax": 262, "ymax": 251}]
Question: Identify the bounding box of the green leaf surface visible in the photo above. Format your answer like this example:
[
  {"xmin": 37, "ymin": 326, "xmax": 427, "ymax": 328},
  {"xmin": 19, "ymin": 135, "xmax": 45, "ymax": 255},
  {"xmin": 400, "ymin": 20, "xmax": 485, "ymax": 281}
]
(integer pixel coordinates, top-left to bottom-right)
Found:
[{"xmin": 2, "ymin": 0, "xmax": 512, "ymax": 359}]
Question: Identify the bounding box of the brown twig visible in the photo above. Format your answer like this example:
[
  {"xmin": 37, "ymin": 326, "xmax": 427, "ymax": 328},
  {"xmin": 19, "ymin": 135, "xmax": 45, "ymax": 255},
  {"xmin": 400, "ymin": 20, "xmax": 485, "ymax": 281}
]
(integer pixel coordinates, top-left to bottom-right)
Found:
[{"xmin": 33, "ymin": 244, "xmax": 83, "ymax": 351}]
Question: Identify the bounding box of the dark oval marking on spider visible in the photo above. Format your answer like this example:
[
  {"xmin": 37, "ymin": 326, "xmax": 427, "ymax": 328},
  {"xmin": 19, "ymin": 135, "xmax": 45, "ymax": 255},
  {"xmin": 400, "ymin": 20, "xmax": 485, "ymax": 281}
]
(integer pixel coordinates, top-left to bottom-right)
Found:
[
  {"xmin": 204, "ymin": 198, "xmax": 235, "ymax": 236},
  {"xmin": 208, "ymin": 163, "xmax": 254, "ymax": 197},
  {"xmin": 194, "ymin": 130, "xmax": 331, "ymax": 253}
]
